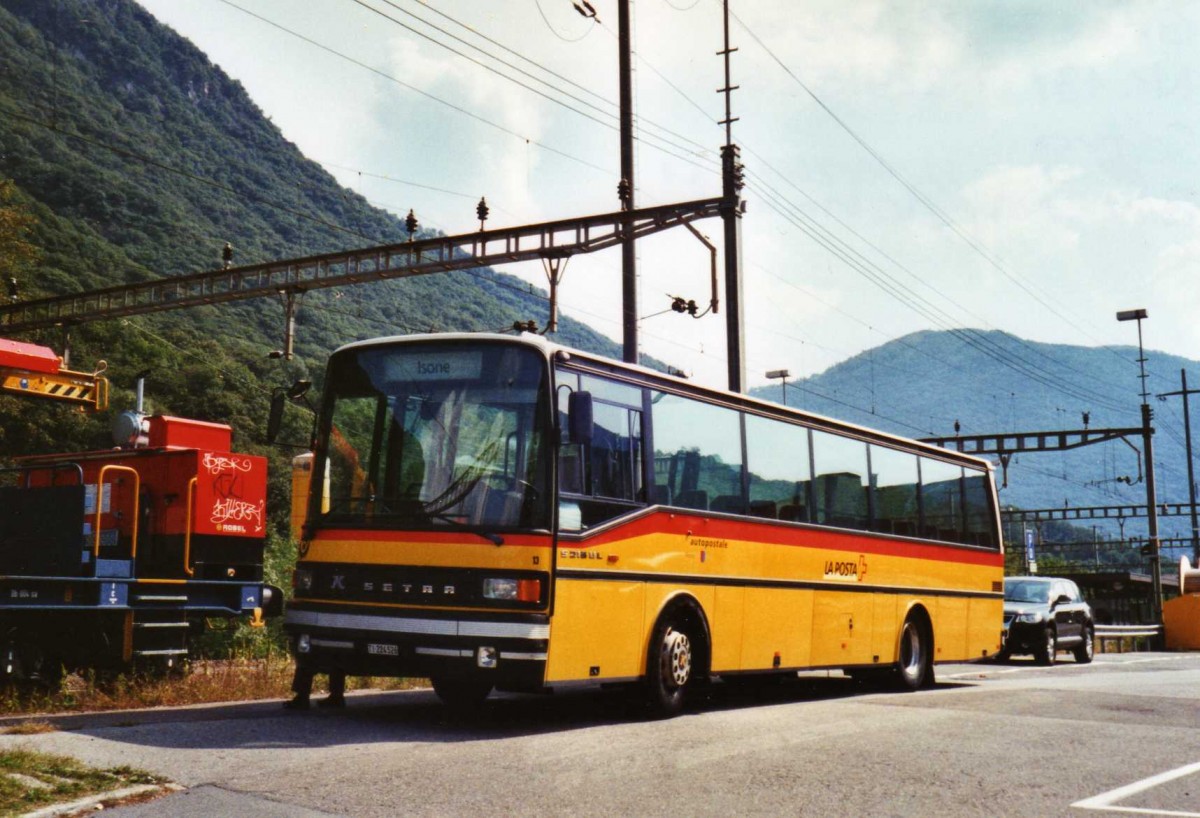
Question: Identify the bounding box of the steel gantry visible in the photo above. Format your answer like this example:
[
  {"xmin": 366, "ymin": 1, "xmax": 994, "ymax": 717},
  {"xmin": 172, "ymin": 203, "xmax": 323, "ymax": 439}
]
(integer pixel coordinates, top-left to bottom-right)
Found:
[
  {"xmin": 922, "ymin": 420, "xmax": 1166, "ymax": 623},
  {"xmin": 0, "ymin": 198, "xmax": 725, "ymax": 356},
  {"xmin": 920, "ymin": 425, "xmax": 1147, "ymax": 490},
  {"xmin": 1002, "ymin": 503, "xmax": 1196, "ymax": 523}
]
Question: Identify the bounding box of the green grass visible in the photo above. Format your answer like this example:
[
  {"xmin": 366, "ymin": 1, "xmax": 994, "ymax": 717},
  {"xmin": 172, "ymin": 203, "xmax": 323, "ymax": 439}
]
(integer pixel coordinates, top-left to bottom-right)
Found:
[{"xmin": 0, "ymin": 747, "xmax": 166, "ymax": 816}]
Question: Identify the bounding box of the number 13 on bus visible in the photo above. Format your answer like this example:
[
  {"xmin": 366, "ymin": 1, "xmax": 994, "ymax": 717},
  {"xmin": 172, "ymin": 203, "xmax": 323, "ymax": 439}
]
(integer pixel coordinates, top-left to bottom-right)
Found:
[{"xmin": 283, "ymin": 334, "xmax": 1003, "ymax": 715}]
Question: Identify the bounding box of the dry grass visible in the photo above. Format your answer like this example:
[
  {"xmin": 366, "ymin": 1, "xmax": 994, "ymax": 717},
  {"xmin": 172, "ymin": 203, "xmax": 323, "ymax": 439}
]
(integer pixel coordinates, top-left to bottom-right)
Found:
[
  {"xmin": 0, "ymin": 721, "xmax": 55, "ymax": 736},
  {"xmin": 0, "ymin": 658, "xmax": 428, "ymax": 717}
]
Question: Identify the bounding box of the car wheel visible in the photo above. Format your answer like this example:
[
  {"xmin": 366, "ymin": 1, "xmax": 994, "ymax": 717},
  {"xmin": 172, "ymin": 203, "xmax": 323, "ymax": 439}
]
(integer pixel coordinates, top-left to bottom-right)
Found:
[
  {"xmin": 1073, "ymin": 624, "xmax": 1095, "ymax": 664},
  {"xmin": 1035, "ymin": 627, "xmax": 1057, "ymax": 666},
  {"xmin": 893, "ymin": 615, "xmax": 932, "ymax": 691}
]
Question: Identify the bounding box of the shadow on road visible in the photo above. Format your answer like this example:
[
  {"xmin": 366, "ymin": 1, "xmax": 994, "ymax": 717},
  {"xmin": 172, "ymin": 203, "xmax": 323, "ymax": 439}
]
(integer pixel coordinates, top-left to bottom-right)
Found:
[{"xmin": 4, "ymin": 672, "xmax": 972, "ymax": 753}]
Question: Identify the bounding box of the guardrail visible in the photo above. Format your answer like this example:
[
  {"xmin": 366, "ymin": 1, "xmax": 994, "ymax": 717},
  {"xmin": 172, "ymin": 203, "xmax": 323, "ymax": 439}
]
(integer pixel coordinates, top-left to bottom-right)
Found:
[{"xmin": 1094, "ymin": 623, "xmax": 1163, "ymax": 653}]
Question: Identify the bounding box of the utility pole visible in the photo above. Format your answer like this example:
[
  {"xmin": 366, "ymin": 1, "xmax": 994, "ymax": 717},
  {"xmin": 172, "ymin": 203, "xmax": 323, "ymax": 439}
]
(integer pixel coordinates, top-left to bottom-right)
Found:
[
  {"xmin": 617, "ymin": 0, "xmax": 637, "ymax": 365},
  {"xmin": 718, "ymin": 0, "xmax": 745, "ymax": 393},
  {"xmin": 1158, "ymin": 368, "xmax": 1200, "ymax": 565},
  {"xmin": 1117, "ymin": 308, "xmax": 1163, "ymax": 625}
]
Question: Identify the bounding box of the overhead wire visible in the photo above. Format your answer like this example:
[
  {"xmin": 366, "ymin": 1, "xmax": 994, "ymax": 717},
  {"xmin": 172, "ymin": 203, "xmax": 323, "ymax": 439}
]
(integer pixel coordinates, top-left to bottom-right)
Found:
[
  {"xmin": 721, "ymin": 2, "xmax": 1139, "ymax": 372},
  {"xmin": 531, "ymin": 0, "xmax": 596, "ymax": 42},
  {"xmin": 741, "ymin": 146, "xmax": 1137, "ymax": 400},
  {"xmin": 347, "ymin": 0, "xmax": 717, "ymax": 170},
  {"xmin": 420, "ymin": 0, "xmax": 714, "ymax": 156},
  {"xmin": 213, "ymin": 0, "xmax": 610, "ymax": 175},
  {"xmin": 627, "ymin": 2, "xmax": 1141, "ymax": 411},
  {"xmin": 745, "ymin": 173, "xmax": 1129, "ymax": 413}
]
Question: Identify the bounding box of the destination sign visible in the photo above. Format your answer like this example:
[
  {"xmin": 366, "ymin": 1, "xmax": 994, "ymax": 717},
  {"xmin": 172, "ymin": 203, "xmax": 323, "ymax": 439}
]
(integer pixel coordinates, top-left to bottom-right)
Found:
[{"xmin": 387, "ymin": 350, "xmax": 483, "ymax": 382}]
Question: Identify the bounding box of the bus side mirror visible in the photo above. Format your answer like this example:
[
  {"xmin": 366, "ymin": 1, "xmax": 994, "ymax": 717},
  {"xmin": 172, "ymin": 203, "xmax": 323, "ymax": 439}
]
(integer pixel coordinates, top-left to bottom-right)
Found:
[
  {"xmin": 267, "ymin": 391, "xmax": 286, "ymax": 443},
  {"xmin": 568, "ymin": 391, "xmax": 594, "ymax": 446}
]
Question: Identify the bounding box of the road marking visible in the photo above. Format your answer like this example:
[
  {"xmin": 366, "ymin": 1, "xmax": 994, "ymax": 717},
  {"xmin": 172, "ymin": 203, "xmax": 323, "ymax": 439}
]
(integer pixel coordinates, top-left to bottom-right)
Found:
[
  {"xmin": 1072, "ymin": 760, "xmax": 1200, "ymax": 815},
  {"xmin": 941, "ymin": 655, "xmax": 1185, "ymax": 680}
]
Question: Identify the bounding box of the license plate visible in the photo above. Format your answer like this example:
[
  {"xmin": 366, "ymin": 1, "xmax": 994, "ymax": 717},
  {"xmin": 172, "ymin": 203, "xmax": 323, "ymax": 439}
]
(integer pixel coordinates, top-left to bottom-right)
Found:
[{"xmin": 367, "ymin": 643, "xmax": 399, "ymax": 656}]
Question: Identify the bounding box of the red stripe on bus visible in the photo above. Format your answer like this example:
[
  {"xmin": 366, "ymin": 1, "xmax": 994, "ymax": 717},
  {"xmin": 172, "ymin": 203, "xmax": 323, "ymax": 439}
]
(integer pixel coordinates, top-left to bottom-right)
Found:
[
  {"xmin": 313, "ymin": 529, "xmax": 553, "ymax": 548},
  {"xmin": 576, "ymin": 511, "xmax": 1004, "ymax": 567}
]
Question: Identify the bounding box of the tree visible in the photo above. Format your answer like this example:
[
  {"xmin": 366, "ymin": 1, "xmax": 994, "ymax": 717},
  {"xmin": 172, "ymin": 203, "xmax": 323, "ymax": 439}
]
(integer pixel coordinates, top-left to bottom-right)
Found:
[{"xmin": 0, "ymin": 179, "xmax": 39, "ymax": 295}]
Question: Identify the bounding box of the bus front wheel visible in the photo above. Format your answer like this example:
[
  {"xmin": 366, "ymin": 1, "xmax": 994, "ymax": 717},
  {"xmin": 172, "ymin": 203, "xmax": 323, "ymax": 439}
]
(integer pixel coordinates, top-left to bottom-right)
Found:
[
  {"xmin": 894, "ymin": 615, "xmax": 933, "ymax": 691},
  {"xmin": 431, "ymin": 673, "xmax": 493, "ymax": 710},
  {"xmin": 646, "ymin": 615, "xmax": 698, "ymax": 717}
]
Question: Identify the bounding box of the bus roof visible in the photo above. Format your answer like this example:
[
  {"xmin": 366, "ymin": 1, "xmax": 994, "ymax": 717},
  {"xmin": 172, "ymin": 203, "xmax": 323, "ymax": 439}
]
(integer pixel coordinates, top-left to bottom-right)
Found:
[{"xmin": 332, "ymin": 332, "xmax": 994, "ymax": 471}]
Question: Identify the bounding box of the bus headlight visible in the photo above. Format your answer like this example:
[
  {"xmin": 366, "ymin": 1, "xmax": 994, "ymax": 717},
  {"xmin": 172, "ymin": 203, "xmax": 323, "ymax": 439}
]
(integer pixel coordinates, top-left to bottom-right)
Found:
[{"xmin": 482, "ymin": 577, "xmax": 541, "ymax": 603}]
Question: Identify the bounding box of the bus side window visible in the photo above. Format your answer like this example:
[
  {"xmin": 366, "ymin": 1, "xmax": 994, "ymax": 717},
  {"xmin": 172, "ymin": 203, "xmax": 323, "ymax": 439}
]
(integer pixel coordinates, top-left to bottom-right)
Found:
[
  {"xmin": 962, "ymin": 468, "xmax": 996, "ymax": 548},
  {"xmin": 869, "ymin": 444, "xmax": 919, "ymax": 537},
  {"xmin": 651, "ymin": 391, "xmax": 742, "ymax": 514},
  {"xmin": 747, "ymin": 413, "xmax": 810, "ymax": 522},
  {"xmin": 811, "ymin": 430, "xmax": 869, "ymax": 530},
  {"xmin": 920, "ymin": 457, "xmax": 965, "ymax": 544},
  {"xmin": 557, "ymin": 371, "xmax": 646, "ymax": 528}
]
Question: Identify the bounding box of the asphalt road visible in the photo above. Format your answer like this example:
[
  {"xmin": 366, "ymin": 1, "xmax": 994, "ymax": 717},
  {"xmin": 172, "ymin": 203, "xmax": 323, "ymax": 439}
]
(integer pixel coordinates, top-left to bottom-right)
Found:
[{"xmin": 3, "ymin": 652, "xmax": 1199, "ymax": 817}]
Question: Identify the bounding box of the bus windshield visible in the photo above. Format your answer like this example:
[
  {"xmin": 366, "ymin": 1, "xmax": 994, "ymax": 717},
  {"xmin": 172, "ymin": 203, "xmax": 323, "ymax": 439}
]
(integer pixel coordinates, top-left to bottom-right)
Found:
[{"xmin": 315, "ymin": 341, "xmax": 551, "ymax": 534}]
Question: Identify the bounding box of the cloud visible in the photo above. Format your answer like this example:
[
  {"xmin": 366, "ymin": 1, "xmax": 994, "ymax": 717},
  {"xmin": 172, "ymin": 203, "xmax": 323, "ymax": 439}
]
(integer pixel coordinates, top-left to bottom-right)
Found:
[
  {"xmin": 740, "ymin": 2, "xmax": 1159, "ymax": 95},
  {"xmin": 981, "ymin": 6, "xmax": 1149, "ymax": 89},
  {"xmin": 958, "ymin": 164, "xmax": 1085, "ymax": 252}
]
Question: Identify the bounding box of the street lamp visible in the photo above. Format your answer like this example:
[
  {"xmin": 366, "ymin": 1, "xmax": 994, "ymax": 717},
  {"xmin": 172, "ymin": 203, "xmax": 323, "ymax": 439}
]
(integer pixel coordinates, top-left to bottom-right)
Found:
[
  {"xmin": 766, "ymin": 368, "xmax": 790, "ymax": 405},
  {"xmin": 1116, "ymin": 308, "xmax": 1163, "ymax": 626},
  {"xmin": 1116, "ymin": 308, "xmax": 1149, "ymax": 402}
]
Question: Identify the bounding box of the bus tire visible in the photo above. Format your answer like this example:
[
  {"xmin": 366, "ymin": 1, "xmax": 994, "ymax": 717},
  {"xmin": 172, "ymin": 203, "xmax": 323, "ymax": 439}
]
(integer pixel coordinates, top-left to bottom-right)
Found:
[
  {"xmin": 431, "ymin": 673, "xmax": 493, "ymax": 710},
  {"xmin": 645, "ymin": 614, "xmax": 699, "ymax": 718},
  {"xmin": 894, "ymin": 614, "xmax": 932, "ymax": 692}
]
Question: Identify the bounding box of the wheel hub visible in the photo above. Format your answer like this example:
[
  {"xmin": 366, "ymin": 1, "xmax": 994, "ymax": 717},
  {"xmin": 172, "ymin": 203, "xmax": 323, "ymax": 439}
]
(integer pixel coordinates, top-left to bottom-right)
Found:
[{"xmin": 661, "ymin": 629, "xmax": 692, "ymax": 688}]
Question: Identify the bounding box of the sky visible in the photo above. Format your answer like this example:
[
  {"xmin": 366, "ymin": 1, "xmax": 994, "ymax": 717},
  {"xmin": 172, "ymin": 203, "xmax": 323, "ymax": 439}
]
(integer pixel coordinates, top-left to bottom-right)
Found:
[{"xmin": 133, "ymin": 0, "xmax": 1200, "ymax": 402}]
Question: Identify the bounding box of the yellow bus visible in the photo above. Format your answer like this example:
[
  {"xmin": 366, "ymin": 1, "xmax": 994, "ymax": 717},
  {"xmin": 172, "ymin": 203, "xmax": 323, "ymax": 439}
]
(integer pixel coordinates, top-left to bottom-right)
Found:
[{"xmin": 284, "ymin": 333, "xmax": 1004, "ymax": 715}]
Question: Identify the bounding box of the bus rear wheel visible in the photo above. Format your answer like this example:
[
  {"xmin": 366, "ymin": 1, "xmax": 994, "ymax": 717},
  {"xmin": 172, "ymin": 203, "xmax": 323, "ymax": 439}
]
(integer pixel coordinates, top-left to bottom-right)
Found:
[
  {"xmin": 646, "ymin": 616, "xmax": 697, "ymax": 718},
  {"xmin": 431, "ymin": 673, "xmax": 493, "ymax": 710},
  {"xmin": 894, "ymin": 615, "xmax": 932, "ymax": 691}
]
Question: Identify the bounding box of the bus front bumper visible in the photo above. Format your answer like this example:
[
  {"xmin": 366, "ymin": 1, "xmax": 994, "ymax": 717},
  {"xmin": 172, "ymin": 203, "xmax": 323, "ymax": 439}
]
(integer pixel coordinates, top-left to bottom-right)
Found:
[{"xmin": 283, "ymin": 605, "xmax": 549, "ymax": 691}]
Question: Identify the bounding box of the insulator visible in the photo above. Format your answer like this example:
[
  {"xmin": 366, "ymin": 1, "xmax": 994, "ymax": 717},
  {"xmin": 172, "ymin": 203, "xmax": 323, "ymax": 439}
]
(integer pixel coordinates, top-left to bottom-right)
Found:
[
  {"xmin": 476, "ymin": 197, "xmax": 489, "ymax": 225},
  {"xmin": 405, "ymin": 209, "xmax": 418, "ymax": 235},
  {"xmin": 670, "ymin": 297, "xmax": 687, "ymax": 313},
  {"xmin": 617, "ymin": 178, "xmax": 631, "ymax": 203},
  {"xmin": 686, "ymin": 300, "xmax": 698, "ymax": 316}
]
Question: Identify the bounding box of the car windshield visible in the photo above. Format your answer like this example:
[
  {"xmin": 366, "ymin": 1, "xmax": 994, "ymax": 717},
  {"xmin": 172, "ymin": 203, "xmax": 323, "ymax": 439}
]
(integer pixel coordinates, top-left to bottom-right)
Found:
[
  {"xmin": 1004, "ymin": 580, "xmax": 1051, "ymax": 604},
  {"xmin": 314, "ymin": 341, "xmax": 551, "ymax": 533}
]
